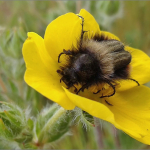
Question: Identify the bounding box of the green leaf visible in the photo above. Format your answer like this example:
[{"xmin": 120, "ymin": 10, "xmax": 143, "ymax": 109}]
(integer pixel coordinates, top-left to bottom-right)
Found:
[
  {"xmin": 36, "ymin": 105, "xmax": 70, "ymax": 144},
  {"xmin": 0, "ymin": 118, "xmax": 13, "ymax": 138},
  {"xmin": 35, "ymin": 104, "xmax": 59, "ymax": 136}
]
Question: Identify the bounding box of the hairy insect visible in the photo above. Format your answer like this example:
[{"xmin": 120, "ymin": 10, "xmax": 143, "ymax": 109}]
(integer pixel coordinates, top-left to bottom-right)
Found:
[{"xmin": 57, "ymin": 15, "xmax": 139, "ymax": 98}]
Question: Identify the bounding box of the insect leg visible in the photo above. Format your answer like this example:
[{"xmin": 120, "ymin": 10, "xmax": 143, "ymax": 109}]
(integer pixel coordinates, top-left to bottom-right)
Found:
[
  {"xmin": 59, "ymin": 76, "xmax": 77, "ymax": 92},
  {"xmin": 57, "ymin": 69, "xmax": 63, "ymax": 75},
  {"xmin": 93, "ymin": 90, "xmax": 101, "ymax": 94},
  {"xmin": 100, "ymin": 81, "xmax": 116, "ymax": 98},
  {"xmin": 77, "ymin": 15, "xmax": 84, "ymax": 41},
  {"xmin": 77, "ymin": 15, "xmax": 88, "ymax": 45},
  {"xmin": 105, "ymin": 100, "xmax": 113, "ymax": 106},
  {"xmin": 60, "ymin": 77, "xmax": 64, "ymax": 83},
  {"xmin": 73, "ymin": 85, "xmax": 78, "ymax": 93},
  {"xmin": 58, "ymin": 52, "xmax": 65, "ymax": 63},
  {"xmin": 58, "ymin": 49, "xmax": 74, "ymax": 63},
  {"xmin": 76, "ymin": 83, "xmax": 89, "ymax": 94},
  {"xmin": 128, "ymin": 78, "xmax": 140, "ymax": 86}
]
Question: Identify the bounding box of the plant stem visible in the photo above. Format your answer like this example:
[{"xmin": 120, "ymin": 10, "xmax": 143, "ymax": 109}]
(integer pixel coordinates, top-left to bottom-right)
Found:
[
  {"xmin": 94, "ymin": 117, "xmax": 104, "ymax": 149},
  {"xmin": 38, "ymin": 107, "xmax": 67, "ymax": 143}
]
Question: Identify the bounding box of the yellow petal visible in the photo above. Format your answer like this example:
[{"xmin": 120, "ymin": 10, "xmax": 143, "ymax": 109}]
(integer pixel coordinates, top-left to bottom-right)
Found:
[
  {"xmin": 64, "ymin": 85, "xmax": 150, "ymax": 143},
  {"xmin": 103, "ymin": 85, "xmax": 150, "ymax": 144},
  {"xmin": 44, "ymin": 12, "xmax": 82, "ymax": 62},
  {"xmin": 100, "ymin": 31, "xmax": 120, "ymax": 41},
  {"xmin": 119, "ymin": 46, "xmax": 150, "ymax": 91},
  {"xmin": 44, "ymin": 9, "xmax": 101, "ymax": 62},
  {"xmin": 79, "ymin": 9, "xmax": 101, "ymax": 39},
  {"xmin": 22, "ymin": 32, "xmax": 75, "ymax": 110},
  {"xmin": 63, "ymin": 87, "xmax": 120, "ymax": 127}
]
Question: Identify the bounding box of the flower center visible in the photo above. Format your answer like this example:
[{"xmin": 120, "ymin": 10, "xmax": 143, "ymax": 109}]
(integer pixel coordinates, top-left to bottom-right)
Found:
[
  {"xmin": 60, "ymin": 80, "xmax": 120, "ymax": 104},
  {"xmin": 89, "ymin": 82, "xmax": 120, "ymax": 97}
]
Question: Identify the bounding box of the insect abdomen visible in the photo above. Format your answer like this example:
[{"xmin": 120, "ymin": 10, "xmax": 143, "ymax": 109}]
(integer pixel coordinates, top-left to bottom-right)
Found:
[{"xmin": 113, "ymin": 51, "xmax": 131, "ymax": 71}]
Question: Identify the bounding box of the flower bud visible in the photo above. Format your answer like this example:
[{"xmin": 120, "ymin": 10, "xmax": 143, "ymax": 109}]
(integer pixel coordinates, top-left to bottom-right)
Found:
[
  {"xmin": 0, "ymin": 101, "xmax": 33, "ymax": 145},
  {"xmin": 35, "ymin": 104, "xmax": 71, "ymax": 144}
]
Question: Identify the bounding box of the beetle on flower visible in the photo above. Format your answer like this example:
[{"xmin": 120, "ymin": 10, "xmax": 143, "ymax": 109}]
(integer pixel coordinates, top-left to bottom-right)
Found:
[{"xmin": 23, "ymin": 9, "xmax": 150, "ymax": 144}]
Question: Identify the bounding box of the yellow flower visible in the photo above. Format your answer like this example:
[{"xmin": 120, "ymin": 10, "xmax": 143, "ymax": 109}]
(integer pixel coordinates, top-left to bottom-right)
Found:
[{"xmin": 22, "ymin": 9, "xmax": 150, "ymax": 145}]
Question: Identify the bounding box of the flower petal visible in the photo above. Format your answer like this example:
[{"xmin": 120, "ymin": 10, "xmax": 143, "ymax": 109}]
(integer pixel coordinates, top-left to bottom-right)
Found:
[
  {"xmin": 79, "ymin": 9, "xmax": 101, "ymax": 39},
  {"xmin": 119, "ymin": 46, "xmax": 150, "ymax": 91},
  {"xmin": 44, "ymin": 12, "xmax": 82, "ymax": 62},
  {"xmin": 63, "ymin": 87, "xmax": 120, "ymax": 127},
  {"xmin": 104, "ymin": 85, "xmax": 150, "ymax": 144},
  {"xmin": 22, "ymin": 32, "xmax": 75, "ymax": 110},
  {"xmin": 64, "ymin": 85, "xmax": 150, "ymax": 144},
  {"xmin": 100, "ymin": 31, "xmax": 120, "ymax": 41},
  {"xmin": 44, "ymin": 9, "xmax": 101, "ymax": 62}
]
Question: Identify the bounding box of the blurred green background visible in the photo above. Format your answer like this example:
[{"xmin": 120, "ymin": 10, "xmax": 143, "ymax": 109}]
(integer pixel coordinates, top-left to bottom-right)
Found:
[{"xmin": 0, "ymin": 1, "xmax": 150, "ymax": 149}]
